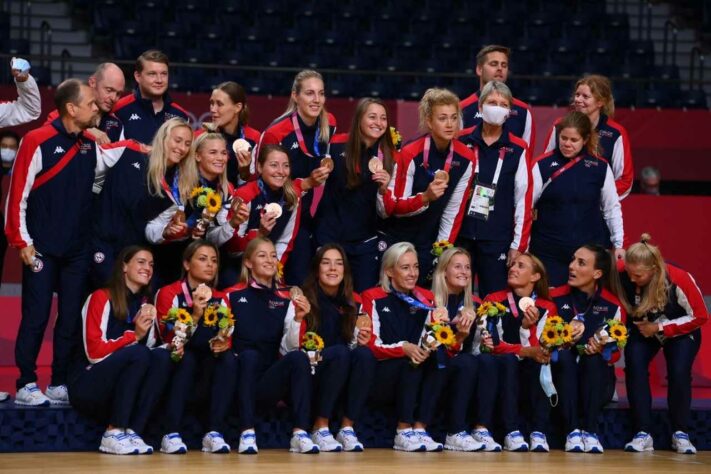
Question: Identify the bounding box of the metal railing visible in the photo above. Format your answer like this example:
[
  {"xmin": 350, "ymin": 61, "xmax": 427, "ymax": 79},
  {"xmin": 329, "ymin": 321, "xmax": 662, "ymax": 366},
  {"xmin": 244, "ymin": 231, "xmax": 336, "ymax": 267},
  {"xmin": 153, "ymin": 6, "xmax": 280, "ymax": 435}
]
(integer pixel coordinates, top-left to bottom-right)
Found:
[
  {"xmin": 39, "ymin": 21, "xmax": 53, "ymax": 69},
  {"xmin": 690, "ymin": 47, "xmax": 706, "ymax": 91},
  {"xmin": 662, "ymin": 19, "xmax": 678, "ymax": 67}
]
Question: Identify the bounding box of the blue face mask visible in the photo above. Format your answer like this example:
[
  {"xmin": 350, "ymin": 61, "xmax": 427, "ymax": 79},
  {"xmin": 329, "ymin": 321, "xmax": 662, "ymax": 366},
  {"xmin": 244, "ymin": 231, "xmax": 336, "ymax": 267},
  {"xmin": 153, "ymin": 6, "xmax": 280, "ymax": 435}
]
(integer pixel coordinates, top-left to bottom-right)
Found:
[{"xmin": 539, "ymin": 364, "xmax": 558, "ymax": 407}]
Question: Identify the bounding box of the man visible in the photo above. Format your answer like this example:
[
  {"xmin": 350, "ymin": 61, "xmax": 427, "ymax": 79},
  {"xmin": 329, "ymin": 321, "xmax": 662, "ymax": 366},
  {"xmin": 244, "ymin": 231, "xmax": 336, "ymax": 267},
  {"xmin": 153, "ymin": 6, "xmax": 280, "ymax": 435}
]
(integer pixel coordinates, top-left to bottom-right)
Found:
[
  {"xmin": 112, "ymin": 49, "xmax": 189, "ymax": 144},
  {"xmin": 0, "ymin": 58, "xmax": 41, "ymax": 127},
  {"xmin": 5, "ymin": 79, "xmax": 134, "ymax": 406},
  {"xmin": 460, "ymin": 45, "xmax": 535, "ymax": 152}
]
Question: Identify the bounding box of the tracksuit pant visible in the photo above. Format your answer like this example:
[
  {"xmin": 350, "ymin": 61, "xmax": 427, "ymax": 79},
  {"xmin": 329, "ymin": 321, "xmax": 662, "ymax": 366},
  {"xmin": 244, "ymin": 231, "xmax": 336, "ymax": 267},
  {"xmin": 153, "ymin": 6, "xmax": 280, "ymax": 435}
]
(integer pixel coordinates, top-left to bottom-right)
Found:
[
  {"xmin": 475, "ymin": 353, "xmax": 520, "ymax": 433},
  {"xmin": 342, "ymin": 346, "xmax": 377, "ymax": 422},
  {"xmin": 553, "ymin": 349, "xmax": 608, "ymax": 433},
  {"xmin": 368, "ymin": 358, "xmax": 424, "ymax": 425}
]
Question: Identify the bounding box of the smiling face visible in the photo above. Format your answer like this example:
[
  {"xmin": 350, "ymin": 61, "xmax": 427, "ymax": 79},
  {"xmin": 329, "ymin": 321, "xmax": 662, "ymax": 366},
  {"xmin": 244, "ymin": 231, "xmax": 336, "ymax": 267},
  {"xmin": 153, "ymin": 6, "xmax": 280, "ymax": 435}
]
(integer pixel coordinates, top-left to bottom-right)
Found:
[
  {"xmin": 573, "ymin": 84, "xmax": 603, "ymax": 117},
  {"xmin": 210, "ymin": 88, "xmax": 242, "ymax": 129},
  {"xmin": 426, "ymin": 104, "xmax": 459, "ymax": 144},
  {"xmin": 507, "ymin": 255, "xmax": 541, "ymax": 290},
  {"xmin": 558, "ymin": 126, "xmax": 586, "ymax": 159},
  {"xmin": 477, "ymin": 51, "xmax": 509, "ymax": 85},
  {"xmin": 359, "ymin": 102, "xmax": 388, "ymax": 147},
  {"xmin": 318, "ymin": 248, "xmax": 345, "ymax": 294},
  {"xmin": 292, "ymin": 77, "xmax": 325, "ymax": 124},
  {"xmin": 134, "ymin": 60, "xmax": 168, "ymax": 99},
  {"xmin": 386, "ymin": 250, "xmax": 419, "ymax": 292},
  {"xmin": 258, "ymin": 149, "xmax": 290, "ymax": 190},
  {"xmin": 123, "ymin": 250, "xmax": 154, "ymax": 289},
  {"xmin": 568, "ymin": 247, "xmax": 602, "ymax": 289},
  {"xmin": 444, "ymin": 253, "xmax": 472, "ymax": 293},
  {"xmin": 245, "ymin": 241, "xmax": 278, "ymax": 282},
  {"xmin": 184, "ymin": 245, "xmax": 218, "ymax": 285},
  {"xmin": 165, "ymin": 126, "xmax": 192, "ymax": 166},
  {"xmin": 196, "ymin": 138, "xmax": 228, "ymax": 180}
]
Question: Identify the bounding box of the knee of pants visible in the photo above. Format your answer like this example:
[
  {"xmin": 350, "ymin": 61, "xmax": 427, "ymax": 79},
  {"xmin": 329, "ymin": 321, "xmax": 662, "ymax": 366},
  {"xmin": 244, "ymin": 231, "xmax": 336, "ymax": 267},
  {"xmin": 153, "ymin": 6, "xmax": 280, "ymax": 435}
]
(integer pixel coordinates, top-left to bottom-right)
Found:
[
  {"xmin": 498, "ymin": 353, "xmax": 519, "ymax": 373},
  {"xmin": 450, "ymin": 352, "xmax": 478, "ymax": 371},
  {"xmin": 324, "ymin": 344, "xmax": 350, "ymax": 362},
  {"xmin": 237, "ymin": 350, "xmax": 261, "ymax": 374},
  {"xmin": 477, "ymin": 353, "xmax": 498, "ymax": 378},
  {"xmin": 351, "ymin": 345, "xmax": 377, "ymax": 364},
  {"xmin": 150, "ymin": 347, "xmax": 174, "ymax": 370},
  {"xmin": 282, "ymin": 350, "xmax": 311, "ymax": 374},
  {"xmin": 121, "ymin": 344, "xmax": 152, "ymax": 364},
  {"xmin": 216, "ymin": 350, "xmax": 238, "ymax": 372}
]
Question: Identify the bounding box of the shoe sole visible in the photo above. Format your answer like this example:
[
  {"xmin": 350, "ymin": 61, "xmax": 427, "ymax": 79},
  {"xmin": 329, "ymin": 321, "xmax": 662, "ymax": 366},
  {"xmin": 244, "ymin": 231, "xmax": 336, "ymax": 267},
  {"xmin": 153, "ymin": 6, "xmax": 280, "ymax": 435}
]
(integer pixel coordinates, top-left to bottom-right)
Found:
[
  {"xmin": 585, "ymin": 448, "xmax": 603, "ymax": 454},
  {"xmin": 444, "ymin": 444, "xmax": 483, "ymax": 452},
  {"xmin": 99, "ymin": 446, "xmax": 139, "ymax": 455},
  {"xmin": 531, "ymin": 446, "xmax": 550, "ymax": 452},
  {"xmin": 319, "ymin": 446, "xmax": 343, "ymax": 452},
  {"xmin": 393, "ymin": 445, "xmax": 426, "ymax": 452},
  {"xmin": 202, "ymin": 446, "xmax": 230, "ymax": 453},
  {"xmin": 565, "ymin": 447, "xmax": 584, "ymax": 452},
  {"xmin": 238, "ymin": 447, "xmax": 258, "ymax": 454},
  {"xmin": 344, "ymin": 446, "xmax": 364, "ymax": 452},
  {"xmin": 160, "ymin": 447, "xmax": 187, "ymax": 454},
  {"xmin": 13, "ymin": 400, "xmax": 50, "ymax": 407},
  {"xmin": 505, "ymin": 446, "xmax": 529, "ymax": 452},
  {"xmin": 425, "ymin": 446, "xmax": 444, "ymax": 452},
  {"xmin": 624, "ymin": 446, "xmax": 653, "ymax": 452},
  {"xmin": 289, "ymin": 446, "xmax": 319, "ymax": 453}
]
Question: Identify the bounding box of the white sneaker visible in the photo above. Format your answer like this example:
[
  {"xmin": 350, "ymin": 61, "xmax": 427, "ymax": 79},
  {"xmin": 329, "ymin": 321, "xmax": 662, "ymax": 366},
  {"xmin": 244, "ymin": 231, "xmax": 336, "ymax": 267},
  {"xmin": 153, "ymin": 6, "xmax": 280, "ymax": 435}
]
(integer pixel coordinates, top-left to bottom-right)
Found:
[
  {"xmin": 14, "ymin": 383, "xmax": 50, "ymax": 407},
  {"xmin": 671, "ymin": 431, "xmax": 696, "ymax": 454},
  {"xmin": 0, "ymin": 391, "xmax": 10, "ymax": 402},
  {"xmin": 565, "ymin": 429, "xmax": 584, "ymax": 452},
  {"xmin": 393, "ymin": 429, "xmax": 426, "ymax": 452},
  {"xmin": 624, "ymin": 431, "xmax": 654, "ymax": 452},
  {"xmin": 201, "ymin": 431, "xmax": 230, "ymax": 453},
  {"xmin": 99, "ymin": 429, "xmax": 139, "ymax": 455},
  {"xmin": 582, "ymin": 431, "xmax": 604, "ymax": 453},
  {"xmin": 336, "ymin": 428, "xmax": 364, "ymax": 452},
  {"xmin": 311, "ymin": 428, "xmax": 343, "ymax": 452},
  {"xmin": 238, "ymin": 430, "xmax": 258, "ymax": 454},
  {"xmin": 125, "ymin": 429, "xmax": 153, "ymax": 454},
  {"xmin": 529, "ymin": 431, "xmax": 550, "ymax": 452},
  {"xmin": 504, "ymin": 430, "xmax": 529, "ymax": 452},
  {"xmin": 45, "ymin": 384, "xmax": 70, "ymax": 406},
  {"xmin": 444, "ymin": 431, "xmax": 484, "ymax": 452},
  {"xmin": 471, "ymin": 428, "xmax": 501, "ymax": 452},
  {"xmin": 414, "ymin": 429, "xmax": 443, "ymax": 452},
  {"xmin": 290, "ymin": 430, "xmax": 319, "ymax": 454},
  {"xmin": 160, "ymin": 432, "xmax": 187, "ymax": 454}
]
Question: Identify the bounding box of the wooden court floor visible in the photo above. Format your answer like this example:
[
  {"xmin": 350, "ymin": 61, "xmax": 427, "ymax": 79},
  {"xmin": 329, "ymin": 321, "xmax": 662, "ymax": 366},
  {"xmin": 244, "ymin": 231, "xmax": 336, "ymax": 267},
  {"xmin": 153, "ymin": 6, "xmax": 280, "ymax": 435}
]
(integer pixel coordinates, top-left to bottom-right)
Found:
[{"xmin": 1, "ymin": 450, "xmax": 709, "ymax": 473}]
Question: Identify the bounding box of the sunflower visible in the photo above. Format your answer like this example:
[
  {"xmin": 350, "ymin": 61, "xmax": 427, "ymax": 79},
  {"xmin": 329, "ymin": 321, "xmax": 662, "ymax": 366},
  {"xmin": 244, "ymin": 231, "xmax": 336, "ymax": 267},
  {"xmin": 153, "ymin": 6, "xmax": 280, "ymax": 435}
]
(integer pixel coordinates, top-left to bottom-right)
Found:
[
  {"xmin": 176, "ymin": 308, "xmax": 193, "ymax": 325},
  {"xmin": 540, "ymin": 328, "xmax": 558, "ymax": 347},
  {"xmin": 494, "ymin": 302, "xmax": 507, "ymax": 313},
  {"xmin": 390, "ymin": 126, "xmax": 402, "ymax": 148},
  {"xmin": 547, "ymin": 315, "xmax": 564, "ymax": 326},
  {"xmin": 276, "ymin": 261, "xmax": 284, "ymax": 282},
  {"xmin": 477, "ymin": 302, "xmax": 491, "ymax": 317},
  {"xmin": 302, "ymin": 331, "xmax": 324, "ymax": 351},
  {"xmin": 203, "ymin": 305, "xmax": 218, "ymax": 327},
  {"xmin": 190, "ymin": 186, "xmax": 203, "ymax": 199},
  {"xmin": 434, "ymin": 325, "xmax": 456, "ymax": 346},
  {"xmin": 610, "ymin": 324, "xmax": 628, "ymax": 344},
  {"xmin": 206, "ymin": 191, "xmax": 222, "ymax": 214},
  {"xmin": 559, "ymin": 324, "xmax": 573, "ymax": 344}
]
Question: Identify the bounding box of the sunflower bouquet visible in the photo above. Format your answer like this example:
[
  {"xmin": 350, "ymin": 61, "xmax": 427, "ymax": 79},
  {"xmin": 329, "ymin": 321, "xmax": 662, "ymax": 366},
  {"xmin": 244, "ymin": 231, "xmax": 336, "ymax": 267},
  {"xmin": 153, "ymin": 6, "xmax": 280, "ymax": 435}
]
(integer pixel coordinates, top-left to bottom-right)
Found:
[
  {"xmin": 190, "ymin": 186, "xmax": 222, "ymax": 237},
  {"xmin": 162, "ymin": 307, "xmax": 196, "ymax": 362},
  {"xmin": 390, "ymin": 126, "xmax": 403, "ymax": 150},
  {"xmin": 301, "ymin": 331, "xmax": 325, "ymax": 374},
  {"xmin": 431, "ymin": 240, "xmax": 453, "ymax": 257},
  {"xmin": 579, "ymin": 319, "xmax": 628, "ymax": 361},
  {"xmin": 476, "ymin": 301, "xmax": 507, "ymax": 353},
  {"xmin": 419, "ymin": 320, "xmax": 457, "ymax": 368},
  {"xmin": 204, "ymin": 303, "xmax": 235, "ymax": 347},
  {"xmin": 539, "ymin": 315, "xmax": 574, "ymax": 362}
]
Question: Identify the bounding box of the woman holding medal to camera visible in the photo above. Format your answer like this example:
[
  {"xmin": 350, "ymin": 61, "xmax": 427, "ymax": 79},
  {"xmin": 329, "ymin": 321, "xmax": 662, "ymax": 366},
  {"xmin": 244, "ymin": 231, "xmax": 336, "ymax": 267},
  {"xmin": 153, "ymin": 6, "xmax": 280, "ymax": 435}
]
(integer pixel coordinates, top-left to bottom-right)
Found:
[
  {"xmin": 154, "ymin": 240, "xmax": 238, "ymax": 454},
  {"xmin": 220, "ymin": 144, "xmax": 329, "ymax": 285},
  {"xmin": 361, "ymin": 242, "xmax": 442, "ymax": 452},
  {"xmin": 379, "ymin": 89, "xmax": 476, "ymax": 286},
  {"xmin": 280, "ymin": 244, "xmax": 375, "ymax": 452},
  {"xmin": 457, "ymin": 81, "xmax": 533, "ymax": 297},
  {"xmin": 549, "ymin": 244, "xmax": 626, "ymax": 453},
  {"xmin": 315, "ymin": 98, "xmax": 396, "ymax": 292},
  {"xmin": 68, "ymin": 246, "xmax": 171, "ymax": 455},
  {"xmin": 224, "ymin": 237, "xmax": 319, "ymax": 454},
  {"xmin": 530, "ymin": 111, "xmax": 624, "ymax": 287},
  {"xmin": 621, "ymin": 234, "xmax": 708, "ymax": 454},
  {"xmin": 145, "ymin": 132, "xmax": 238, "ymax": 285}
]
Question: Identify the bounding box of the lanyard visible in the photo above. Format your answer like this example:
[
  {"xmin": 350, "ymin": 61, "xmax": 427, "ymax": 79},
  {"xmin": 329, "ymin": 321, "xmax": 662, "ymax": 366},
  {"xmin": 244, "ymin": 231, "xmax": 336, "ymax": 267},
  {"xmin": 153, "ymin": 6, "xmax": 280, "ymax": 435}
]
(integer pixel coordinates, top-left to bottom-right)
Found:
[
  {"xmin": 356, "ymin": 142, "xmax": 383, "ymax": 174},
  {"xmin": 422, "ymin": 136, "xmax": 454, "ymax": 173},
  {"xmin": 257, "ymin": 178, "xmax": 285, "ymax": 208},
  {"xmin": 181, "ymin": 280, "xmax": 193, "ymax": 307},
  {"xmin": 507, "ymin": 292, "xmax": 519, "ymax": 318},
  {"xmin": 572, "ymin": 286, "xmax": 598, "ymax": 322},
  {"xmin": 291, "ymin": 112, "xmax": 321, "ymax": 158},
  {"xmin": 541, "ymin": 155, "xmax": 584, "ymax": 193},
  {"xmin": 474, "ymin": 147, "xmax": 506, "ymax": 187},
  {"xmin": 160, "ymin": 168, "xmax": 182, "ymax": 207},
  {"xmin": 392, "ymin": 289, "xmax": 434, "ymax": 311}
]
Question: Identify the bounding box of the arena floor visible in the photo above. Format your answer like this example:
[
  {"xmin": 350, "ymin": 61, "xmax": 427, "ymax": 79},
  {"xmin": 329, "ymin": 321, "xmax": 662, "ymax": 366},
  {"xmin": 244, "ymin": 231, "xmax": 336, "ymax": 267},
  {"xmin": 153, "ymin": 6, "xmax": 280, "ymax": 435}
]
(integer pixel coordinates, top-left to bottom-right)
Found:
[{"xmin": 2, "ymin": 450, "xmax": 710, "ymax": 473}]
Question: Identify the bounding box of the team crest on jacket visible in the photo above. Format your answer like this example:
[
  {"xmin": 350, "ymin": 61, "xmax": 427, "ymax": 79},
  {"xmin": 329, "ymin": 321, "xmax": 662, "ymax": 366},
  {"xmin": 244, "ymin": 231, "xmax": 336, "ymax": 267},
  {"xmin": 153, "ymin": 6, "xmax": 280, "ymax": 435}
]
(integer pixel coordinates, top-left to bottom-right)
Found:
[
  {"xmin": 584, "ymin": 159, "xmax": 598, "ymax": 167},
  {"xmin": 593, "ymin": 305, "xmax": 609, "ymax": 313},
  {"xmin": 93, "ymin": 252, "xmax": 105, "ymax": 264},
  {"xmin": 79, "ymin": 143, "xmax": 92, "ymax": 154},
  {"xmin": 268, "ymin": 299, "xmax": 285, "ymax": 309},
  {"xmin": 599, "ymin": 129, "xmax": 614, "ymax": 138}
]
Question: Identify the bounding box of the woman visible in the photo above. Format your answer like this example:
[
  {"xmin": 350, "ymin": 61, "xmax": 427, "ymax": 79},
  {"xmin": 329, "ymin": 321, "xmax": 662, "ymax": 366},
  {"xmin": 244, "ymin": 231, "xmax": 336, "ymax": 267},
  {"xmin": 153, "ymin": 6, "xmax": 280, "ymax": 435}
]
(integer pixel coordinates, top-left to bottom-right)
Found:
[
  {"xmin": 91, "ymin": 119, "xmax": 189, "ymax": 289},
  {"xmin": 621, "ymin": 234, "xmax": 707, "ymax": 454},
  {"xmin": 281, "ymin": 244, "xmax": 375, "ymax": 452},
  {"xmin": 424, "ymin": 247, "xmax": 482, "ymax": 451},
  {"xmin": 68, "ymin": 246, "xmax": 171, "ymax": 455},
  {"xmin": 457, "ymin": 81, "xmax": 533, "ymax": 297},
  {"xmin": 199, "ymin": 81, "xmax": 261, "ymax": 186},
  {"xmin": 361, "ymin": 242, "xmax": 440, "ymax": 452},
  {"xmin": 315, "ymin": 98, "xmax": 395, "ymax": 292},
  {"xmin": 220, "ymin": 144, "xmax": 328, "ymax": 285},
  {"xmin": 145, "ymin": 132, "xmax": 238, "ymax": 285},
  {"xmin": 544, "ymin": 74, "xmax": 633, "ymax": 199},
  {"xmin": 550, "ymin": 244, "xmax": 627, "ymax": 453},
  {"xmin": 155, "ymin": 240, "xmax": 238, "ymax": 454},
  {"xmin": 225, "ymin": 237, "xmax": 319, "ymax": 454},
  {"xmin": 379, "ymin": 88, "xmax": 476, "ymax": 286},
  {"xmin": 531, "ymin": 111, "xmax": 624, "ymax": 286},
  {"xmin": 469, "ymin": 253, "xmax": 555, "ymax": 452}
]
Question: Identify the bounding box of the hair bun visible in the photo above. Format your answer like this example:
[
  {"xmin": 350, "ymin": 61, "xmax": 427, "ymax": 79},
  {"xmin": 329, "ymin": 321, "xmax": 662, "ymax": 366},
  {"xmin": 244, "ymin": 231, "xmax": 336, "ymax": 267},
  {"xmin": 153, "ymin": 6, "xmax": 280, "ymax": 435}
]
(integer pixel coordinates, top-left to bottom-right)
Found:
[{"xmin": 640, "ymin": 233, "xmax": 652, "ymax": 243}]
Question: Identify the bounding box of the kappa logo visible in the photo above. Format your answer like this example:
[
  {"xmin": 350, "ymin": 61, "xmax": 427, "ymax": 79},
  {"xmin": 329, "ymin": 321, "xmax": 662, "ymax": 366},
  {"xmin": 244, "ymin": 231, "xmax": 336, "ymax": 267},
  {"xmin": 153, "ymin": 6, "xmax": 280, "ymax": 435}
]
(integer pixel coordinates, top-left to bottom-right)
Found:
[
  {"xmin": 474, "ymin": 112, "xmax": 483, "ymax": 119},
  {"xmin": 132, "ymin": 162, "xmax": 141, "ymax": 170},
  {"xmin": 128, "ymin": 113, "xmax": 141, "ymax": 121},
  {"xmin": 53, "ymin": 146, "xmax": 65, "ymax": 154},
  {"xmin": 255, "ymin": 204, "xmax": 264, "ymax": 210},
  {"xmin": 290, "ymin": 142, "xmax": 299, "ymax": 150},
  {"xmin": 562, "ymin": 304, "xmax": 571, "ymax": 310},
  {"xmin": 382, "ymin": 306, "xmax": 391, "ymax": 312},
  {"xmin": 238, "ymin": 297, "xmax": 248, "ymax": 303},
  {"xmin": 497, "ymin": 253, "xmax": 506, "ymax": 261},
  {"xmin": 550, "ymin": 161, "xmax": 559, "ymax": 167}
]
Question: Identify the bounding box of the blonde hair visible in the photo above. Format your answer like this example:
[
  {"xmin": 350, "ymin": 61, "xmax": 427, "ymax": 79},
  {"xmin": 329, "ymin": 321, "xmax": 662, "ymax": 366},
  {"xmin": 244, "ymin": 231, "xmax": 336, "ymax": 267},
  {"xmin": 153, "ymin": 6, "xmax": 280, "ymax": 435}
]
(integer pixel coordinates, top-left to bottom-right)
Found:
[
  {"xmin": 239, "ymin": 236, "xmax": 275, "ymax": 284},
  {"xmin": 283, "ymin": 69, "xmax": 331, "ymax": 143},
  {"xmin": 574, "ymin": 74, "xmax": 615, "ymax": 117},
  {"xmin": 518, "ymin": 252, "xmax": 551, "ymax": 300},
  {"xmin": 192, "ymin": 132, "xmax": 230, "ymax": 199},
  {"xmin": 418, "ymin": 87, "xmax": 461, "ymax": 133},
  {"xmin": 380, "ymin": 242, "xmax": 417, "ymax": 293},
  {"xmin": 257, "ymin": 144, "xmax": 299, "ymax": 211},
  {"xmin": 432, "ymin": 247, "xmax": 474, "ymax": 310},
  {"xmin": 146, "ymin": 118, "xmax": 196, "ymax": 204},
  {"xmin": 625, "ymin": 233, "xmax": 669, "ymax": 318}
]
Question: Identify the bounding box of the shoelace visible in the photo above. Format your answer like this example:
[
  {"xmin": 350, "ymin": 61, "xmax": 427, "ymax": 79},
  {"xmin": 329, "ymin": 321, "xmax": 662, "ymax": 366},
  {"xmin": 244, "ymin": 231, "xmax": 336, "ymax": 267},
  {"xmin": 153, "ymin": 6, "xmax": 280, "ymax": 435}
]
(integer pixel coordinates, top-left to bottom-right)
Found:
[
  {"xmin": 585, "ymin": 433, "xmax": 599, "ymax": 441},
  {"xmin": 509, "ymin": 431, "xmax": 523, "ymax": 438},
  {"xmin": 567, "ymin": 431, "xmax": 582, "ymax": 440},
  {"xmin": 674, "ymin": 432, "xmax": 690, "ymax": 441},
  {"xmin": 531, "ymin": 432, "xmax": 545, "ymax": 441},
  {"xmin": 340, "ymin": 429, "xmax": 356, "ymax": 437},
  {"xmin": 634, "ymin": 432, "xmax": 649, "ymax": 440},
  {"xmin": 241, "ymin": 433, "xmax": 256, "ymax": 440},
  {"xmin": 402, "ymin": 431, "xmax": 418, "ymax": 439},
  {"xmin": 476, "ymin": 430, "xmax": 493, "ymax": 439}
]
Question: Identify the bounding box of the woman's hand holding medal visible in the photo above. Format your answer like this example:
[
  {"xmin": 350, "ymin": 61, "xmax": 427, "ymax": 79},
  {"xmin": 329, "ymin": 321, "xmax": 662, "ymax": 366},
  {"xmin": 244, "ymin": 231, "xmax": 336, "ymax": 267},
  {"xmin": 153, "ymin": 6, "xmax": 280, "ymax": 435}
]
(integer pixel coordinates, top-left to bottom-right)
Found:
[
  {"xmin": 229, "ymin": 197, "xmax": 249, "ymax": 228},
  {"xmin": 289, "ymin": 287, "xmax": 310, "ymax": 322},
  {"xmin": 422, "ymin": 173, "xmax": 448, "ymax": 203},
  {"xmin": 191, "ymin": 283, "xmax": 212, "ymax": 320},
  {"xmin": 454, "ymin": 308, "xmax": 475, "ymax": 339},
  {"xmin": 164, "ymin": 210, "xmax": 188, "ymax": 240},
  {"xmin": 518, "ymin": 297, "xmax": 540, "ymax": 330},
  {"xmin": 258, "ymin": 203, "xmax": 281, "ymax": 236}
]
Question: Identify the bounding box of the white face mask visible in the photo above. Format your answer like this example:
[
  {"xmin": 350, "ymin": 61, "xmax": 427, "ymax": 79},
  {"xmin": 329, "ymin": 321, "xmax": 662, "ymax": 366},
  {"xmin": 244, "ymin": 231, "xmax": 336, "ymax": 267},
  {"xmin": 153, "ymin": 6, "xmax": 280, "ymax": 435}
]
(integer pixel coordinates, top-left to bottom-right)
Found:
[
  {"xmin": 1, "ymin": 148, "xmax": 16, "ymax": 165},
  {"xmin": 481, "ymin": 104, "xmax": 510, "ymax": 126}
]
